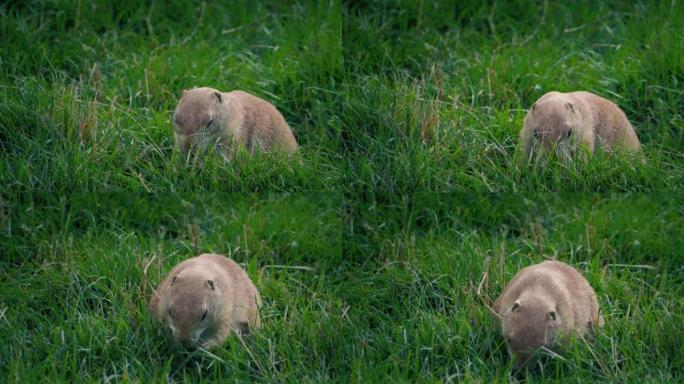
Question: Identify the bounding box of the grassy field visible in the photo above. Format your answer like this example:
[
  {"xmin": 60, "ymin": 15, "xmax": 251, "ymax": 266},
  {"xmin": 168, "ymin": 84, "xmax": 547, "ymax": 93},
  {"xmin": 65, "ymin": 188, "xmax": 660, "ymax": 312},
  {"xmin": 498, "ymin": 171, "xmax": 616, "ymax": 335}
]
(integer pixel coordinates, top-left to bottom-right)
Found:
[
  {"xmin": 1, "ymin": 0, "xmax": 684, "ymax": 382},
  {"xmin": 2, "ymin": 193, "xmax": 682, "ymax": 381},
  {"xmin": 343, "ymin": 0, "xmax": 684, "ymax": 191},
  {"xmin": 1, "ymin": 193, "xmax": 345, "ymax": 381},
  {"xmin": 1, "ymin": 0, "xmax": 343, "ymax": 192},
  {"xmin": 345, "ymin": 193, "xmax": 683, "ymax": 381},
  {"xmin": 2, "ymin": 1, "xmax": 682, "ymax": 192}
]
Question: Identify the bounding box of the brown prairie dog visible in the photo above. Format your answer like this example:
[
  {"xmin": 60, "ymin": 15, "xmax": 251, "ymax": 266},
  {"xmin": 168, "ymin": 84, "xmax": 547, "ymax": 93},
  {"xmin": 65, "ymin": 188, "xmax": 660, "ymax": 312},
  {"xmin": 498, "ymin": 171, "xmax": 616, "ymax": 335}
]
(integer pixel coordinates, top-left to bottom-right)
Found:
[
  {"xmin": 520, "ymin": 91, "xmax": 640, "ymax": 159},
  {"xmin": 172, "ymin": 87, "xmax": 298, "ymax": 160},
  {"xmin": 493, "ymin": 260, "xmax": 603, "ymax": 367},
  {"xmin": 149, "ymin": 253, "xmax": 261, "ymax": 349}
]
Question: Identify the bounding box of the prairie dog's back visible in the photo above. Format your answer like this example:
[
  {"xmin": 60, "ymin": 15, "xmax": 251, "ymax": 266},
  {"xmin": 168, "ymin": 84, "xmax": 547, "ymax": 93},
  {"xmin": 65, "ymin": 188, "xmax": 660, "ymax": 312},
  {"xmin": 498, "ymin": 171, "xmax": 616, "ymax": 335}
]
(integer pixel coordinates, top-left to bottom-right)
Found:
[
  {"xmin": 495, "ymin": 261, "xmax": 598, "ymax": 318},
  {"xmin": 574, "ymin": 91, "xmax": 640, "ymax": 151},
  {"xmin": 225, "ymin": 91, "xmax": 298, "ymax": 153}
]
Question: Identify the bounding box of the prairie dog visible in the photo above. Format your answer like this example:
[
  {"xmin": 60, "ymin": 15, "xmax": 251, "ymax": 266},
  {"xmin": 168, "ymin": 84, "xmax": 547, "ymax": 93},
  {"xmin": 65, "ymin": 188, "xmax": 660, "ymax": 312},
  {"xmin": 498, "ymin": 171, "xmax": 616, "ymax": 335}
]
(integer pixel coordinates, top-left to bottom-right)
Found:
[
  {"xmin": 149, "ymin": 253, "xmax": 261, "ymax": 349},
  {"xmin": 493, "ymin": 260, "xmax": 603, "ymax": 367},
  {"xmin": 172, "ymin": 87, "xmax": 298, "ymax": 159},
  {"xmin": 520, "ymin": 91, "xmax": 640, "ymax": 159}
]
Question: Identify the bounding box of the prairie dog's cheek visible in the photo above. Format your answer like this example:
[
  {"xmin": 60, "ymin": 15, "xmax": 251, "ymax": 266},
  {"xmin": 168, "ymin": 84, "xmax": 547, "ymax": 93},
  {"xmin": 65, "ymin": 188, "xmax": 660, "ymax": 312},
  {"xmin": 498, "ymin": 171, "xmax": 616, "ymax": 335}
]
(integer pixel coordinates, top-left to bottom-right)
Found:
[{"xmin": 207, "ymin": 116, "xmax": 221, "ymax": 133}]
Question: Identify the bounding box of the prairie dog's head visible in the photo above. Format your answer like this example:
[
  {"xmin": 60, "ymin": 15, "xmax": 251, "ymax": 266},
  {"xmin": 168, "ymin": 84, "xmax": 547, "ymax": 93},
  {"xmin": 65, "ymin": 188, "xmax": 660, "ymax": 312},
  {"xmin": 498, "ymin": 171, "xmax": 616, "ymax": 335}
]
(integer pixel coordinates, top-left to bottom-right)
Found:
[
  {"xmin": 173, "ymin": 87, "xmax": 225, "ymax": 153},
  {"xmin": 522, "ymin": 97, "xmax": 590, "ymax": 160},
  {"xmin": 162, "ymin": 273, "xmax": 222, "ymax": 348},
  {"xmin": 501, "ymin": 294, "xmax": 562, "ymax": 367}
]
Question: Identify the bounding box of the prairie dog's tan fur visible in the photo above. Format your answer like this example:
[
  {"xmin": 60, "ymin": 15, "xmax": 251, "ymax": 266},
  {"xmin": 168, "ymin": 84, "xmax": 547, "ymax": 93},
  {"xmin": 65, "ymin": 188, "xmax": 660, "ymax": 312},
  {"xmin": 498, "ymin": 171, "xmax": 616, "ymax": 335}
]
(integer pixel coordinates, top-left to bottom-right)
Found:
[
  {"xmin": 520, "ymin": 91, "xmax": 640, "ymax": 159},
  {"xmin": 173, "ymin": 87, "xmax": 298, "ymax": 159},
  {"xmin": 493, "ymin": 260, "xmax": 602, "ymax": 367},
  {"xmin": 149, "ymin": 253, "xmax": 261, "ymax": 349}
]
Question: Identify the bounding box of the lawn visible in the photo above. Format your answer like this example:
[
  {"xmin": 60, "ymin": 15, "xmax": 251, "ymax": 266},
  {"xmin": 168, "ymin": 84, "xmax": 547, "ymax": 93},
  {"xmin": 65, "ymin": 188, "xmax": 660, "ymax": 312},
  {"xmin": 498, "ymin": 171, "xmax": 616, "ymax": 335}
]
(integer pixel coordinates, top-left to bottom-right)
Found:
[
  {"xmin": 1, "ymin": 193, "xmax": 345, "ymax": 381},
  {"xmin": 343, "ymin": 0, "xmax": 684, "ymax": 191},
  {"xmin": 345, "ymin": 192, "xmax": 683, "ymax": 381},
  {"xmin": 1, "ymin": 0, "xmax": 683, "ymax": 382},
  {"xmin": 1, "ymin": 0, "xmax": 343, "ymax": 192},
  {"xmin": 2, "ymin": 193, "xmax": 682, "ymax": 382}
]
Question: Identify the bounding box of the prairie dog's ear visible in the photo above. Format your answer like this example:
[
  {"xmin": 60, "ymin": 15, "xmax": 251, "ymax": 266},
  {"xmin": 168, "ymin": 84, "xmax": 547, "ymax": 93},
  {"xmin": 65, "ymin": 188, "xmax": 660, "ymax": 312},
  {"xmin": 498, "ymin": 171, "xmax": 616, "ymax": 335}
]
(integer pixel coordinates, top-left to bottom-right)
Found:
[
  {"xmin": 531, "ymin": 102, "xmax": 537, "ymax": 111},
  {"xmin": 182, "ymin": 89, "xmax": 188, "ymax": 96},
  {"xmin": 565, "ymin": 102, "xmax": 575, "ymax": 113},
  {"xmin": 214, "ymin": 92, "xmax": 222, "ymax": 103},
  {"xmin": 206, "ymin": 279, "xmax": 215, "ymax": 290}
]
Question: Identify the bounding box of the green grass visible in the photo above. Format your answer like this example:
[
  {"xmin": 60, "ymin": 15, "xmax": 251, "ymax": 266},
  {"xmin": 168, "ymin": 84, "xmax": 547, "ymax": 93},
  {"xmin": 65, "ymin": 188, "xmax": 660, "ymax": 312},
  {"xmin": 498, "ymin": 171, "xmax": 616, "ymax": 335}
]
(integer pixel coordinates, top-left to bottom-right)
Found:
[
  {"xmin": 1, "ymin": 0, "xmax": 343, "ymax": 192},
  {"xmin": 2, "ymin": 193, "xmax": 682, "ymax": 381},
  {"xmin": 3, "ymin": 1, "xmax": 682, "ymax": 192},
  {"xmin": 342, "ymin": 0, "xmax": 684, "ymax": 191},
  {"xmin": 1, "ymin": 0, "xmax": 683, "ymax": 382},
  {"xmin": 1, "ymin": 193, "xmax": 345, "ymax": 381},
  {"xmin": 345, "ymin": 193, "xmax": 683, "ymax": 381}
]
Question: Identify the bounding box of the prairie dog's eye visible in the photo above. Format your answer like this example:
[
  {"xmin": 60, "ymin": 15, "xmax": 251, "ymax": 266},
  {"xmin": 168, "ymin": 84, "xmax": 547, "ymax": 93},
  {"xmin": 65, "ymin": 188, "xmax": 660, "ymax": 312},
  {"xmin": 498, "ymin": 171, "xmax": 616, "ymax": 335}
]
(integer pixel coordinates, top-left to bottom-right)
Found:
[
  {"xmin": 565, "ymin": 130, "xmax": 572, "ymax": 139},
  {"xmin": 201, "ymin": 310, "xmax": 208, "ymax": 321},
  {"xmin": 167, "ymin": 308, "xmax": 172, "ymax": 318}
]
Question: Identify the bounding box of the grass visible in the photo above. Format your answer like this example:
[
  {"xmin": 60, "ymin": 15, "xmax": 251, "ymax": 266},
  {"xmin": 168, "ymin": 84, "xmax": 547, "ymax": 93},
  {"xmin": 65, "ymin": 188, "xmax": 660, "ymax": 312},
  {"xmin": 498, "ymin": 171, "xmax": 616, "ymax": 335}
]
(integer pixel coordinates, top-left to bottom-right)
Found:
[
  {"xmin": 1, "ymin": 0, "xmax": 683, "ymax": 382},
  {"xmin": 1, "ymin": 0, "xmax": 343, "ymax": 192},
  {"xmin": 344, "ymin": 192, "xmax": 683, "ymax": 381},
  {"xmin": 3, "ymin": 1, "xmax": 682, "ymax": 192},
  {"xmin": 1, "ymin": 193, "xmax": 345, "ymax": 381},
  {"xmin": 2, "ymin": 193, "xmax": 682, "ymax": 381},
  {"xmin": 342, "ymin": 0, "xmax": 684, "ymax": 191}
]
